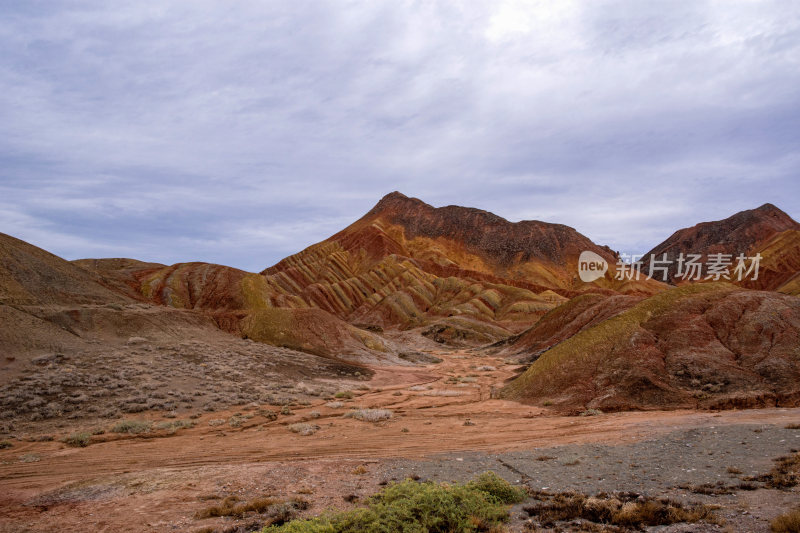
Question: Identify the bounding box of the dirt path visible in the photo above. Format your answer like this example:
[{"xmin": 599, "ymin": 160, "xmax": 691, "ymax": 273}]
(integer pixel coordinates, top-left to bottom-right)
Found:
[{"xmin": 1, "ymin": 348, "xmax": 799, "ymax": 532}]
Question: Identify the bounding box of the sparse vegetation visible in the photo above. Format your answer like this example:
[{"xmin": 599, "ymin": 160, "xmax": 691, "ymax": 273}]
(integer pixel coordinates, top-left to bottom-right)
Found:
[
  {"xmin": 344, "ymin": 408, "xmax": 393, "ymax": 422},
  {"xmin": 679, "ymin": 481, "xmax": 735, "ymax": 495},
  {"xmin": 785, "ymin": 423, "xmax": 800, "ymax": 430},
  {"xmin": 111, "ymin": 419, "xmax": 152, "ymax": 434},
  {"xmin": 261, "ymin": 472, "xmax": 523, "ymax": 533},
  {"xmin": 764, "ymin": 453, "xmax": 800, "ymax": 489},
  {"xmin": 334, "ymin": 391, "xmax": 353, "ymax": 399},
  {"xmin": 61, "ymin": 432, "xmax": 91, "ymax": 447},
  {"xmin": 325, "ymin": 401, "xmax": 344, "ymax": 408},
  {"xmin": 154, "ymin": 419, "xmax": 195, "ymax": 433},
  {"xmin": 523, "ymin": 489, "xmax": 719, "ymax": 529},
  {"xmin": 195, "ymin": 495, "xmax": 308, "ymax": 520},
  {"xmin": 0, "ymin": 440, "xmax": 12, "ymax": 449}
]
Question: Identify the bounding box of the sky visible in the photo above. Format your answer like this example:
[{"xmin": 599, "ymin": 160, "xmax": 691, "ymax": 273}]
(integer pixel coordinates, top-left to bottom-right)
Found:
[{"xmin": 1, "ymin": 1, "xmax": 799, "ymax": 272}]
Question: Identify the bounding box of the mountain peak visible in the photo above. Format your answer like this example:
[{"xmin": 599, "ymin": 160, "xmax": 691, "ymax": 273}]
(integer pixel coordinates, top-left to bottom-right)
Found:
[{"xmin": 368, "ymin": 191, "xmax": 429, "ymax": 215}]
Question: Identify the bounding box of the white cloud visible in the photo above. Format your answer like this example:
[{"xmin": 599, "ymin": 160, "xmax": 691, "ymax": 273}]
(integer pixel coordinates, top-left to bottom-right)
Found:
[{"xmin": 0, "ymin": 0, "xmax": 798, "ymax": 270}]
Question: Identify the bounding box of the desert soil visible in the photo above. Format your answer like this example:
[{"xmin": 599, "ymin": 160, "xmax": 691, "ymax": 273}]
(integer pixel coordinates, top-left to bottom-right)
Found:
[{"xmin": 1, "ymin": 347, "xmax": 799, "ymax": 532}]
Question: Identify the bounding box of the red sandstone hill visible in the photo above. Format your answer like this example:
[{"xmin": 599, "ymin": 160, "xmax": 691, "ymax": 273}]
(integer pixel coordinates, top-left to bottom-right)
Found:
[
  {"xmin": 259, "ymin": 192, "xmax": 663, "ymax": 331},
  {"xmin": 501, "ymin": 283, "xmax": 800, "ymax": 411},
  {"xmin": 60, "ymin": 193, "xmax": 665, "ymax": 353},
  {"xmin": 640, "ymin": 203, "xmax": 800, "ymax": 285}
]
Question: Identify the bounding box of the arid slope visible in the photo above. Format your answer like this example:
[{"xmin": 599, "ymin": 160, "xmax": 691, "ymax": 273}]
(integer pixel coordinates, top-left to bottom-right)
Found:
[{"xmin": 502, "ymin": 283, "xmax": 800, "ymax": 411}]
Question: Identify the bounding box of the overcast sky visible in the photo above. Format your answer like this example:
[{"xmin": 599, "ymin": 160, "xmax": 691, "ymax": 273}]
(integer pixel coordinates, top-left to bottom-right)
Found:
[{"xmin": 1, "ymin": 1, "xmax": 798, "ymax": 272}]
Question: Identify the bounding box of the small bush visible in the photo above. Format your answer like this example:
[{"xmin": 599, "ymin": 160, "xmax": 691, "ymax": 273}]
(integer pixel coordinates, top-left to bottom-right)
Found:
[
  {"xmin": 325, "ymin": 401, "xmax": 344, "ymax": 408},
  {"xmin": 785, "ymin": 423, "xmax": 800, "ymax": 429},
  {"xmin": 344, "ymin": 409, "xmax": 392, "ymax": 422},
  {"xmin": 334, "ymin": 391, "xmax": 353, "ymax": 399},
  {"xmin": 289, "ymin": 423, "xmax": 319, "ymax": 436},
  {"xmin": 0, "ymin": 440, "xmax": 12, "ymax": 449},
  {"xmin": 771, "ymin": 509, "xmax": 800, "ymax": 533},
  {"xmin": 259, "ymin": 409, "xmax": 278, "ymax": 420},
  {"xmin": 62, "ymin": 432, "xmax": 91, "ymax": 447},
  {"xmin": 579, "ymin": 409, "xmax": 603, "ymax": 417},
  {"xmin": 111, "ymin": 419, "xmax": 152, "ymax": 434}
]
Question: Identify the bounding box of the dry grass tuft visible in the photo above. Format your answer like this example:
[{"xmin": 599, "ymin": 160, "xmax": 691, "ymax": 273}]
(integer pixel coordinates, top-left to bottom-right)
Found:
[{"xmin": 771, "ymin": 509, "xmax": 800, "ymax": 533}]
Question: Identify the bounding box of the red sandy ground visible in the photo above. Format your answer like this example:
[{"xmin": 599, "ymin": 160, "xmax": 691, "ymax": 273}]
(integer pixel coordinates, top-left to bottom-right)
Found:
[{"xmin": 1, "ymin": 348, "xmax": 798, "ymax": 532}]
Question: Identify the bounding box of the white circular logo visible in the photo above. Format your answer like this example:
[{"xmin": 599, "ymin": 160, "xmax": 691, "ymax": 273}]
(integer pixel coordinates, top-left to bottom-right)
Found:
[{"xmin": 578, "ymin": 250, "xmax": 608, "ymax": 282}]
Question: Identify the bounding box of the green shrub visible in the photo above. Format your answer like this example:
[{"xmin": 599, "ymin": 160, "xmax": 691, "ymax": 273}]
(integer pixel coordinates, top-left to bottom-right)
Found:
[
  {"xmin": 334, "ymin": 391, "xmax": 353, "ymax": 399},
  {"xmin": 467, "ymin": 471, "xmax": 526, "ymax": 504},
  {"xmin": 61, "ymin": 432, "xmax": 91, "ymax": 447},
  {"xmin": 262, "ymin": 473, "xmax": 521, "ymax": 532}
]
